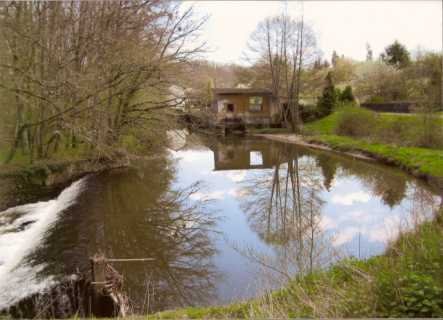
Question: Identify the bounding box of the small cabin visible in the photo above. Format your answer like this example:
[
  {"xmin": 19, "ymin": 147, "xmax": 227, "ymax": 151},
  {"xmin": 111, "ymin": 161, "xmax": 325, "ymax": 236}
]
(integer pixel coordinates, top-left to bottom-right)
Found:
[{"xmin": 212, "ymin": 88, "xmax": 280, "ymax": 127}]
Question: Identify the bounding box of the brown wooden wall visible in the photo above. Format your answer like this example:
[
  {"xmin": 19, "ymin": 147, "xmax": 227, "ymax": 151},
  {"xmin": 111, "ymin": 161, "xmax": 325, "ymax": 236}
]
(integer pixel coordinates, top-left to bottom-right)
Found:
[{"xmin": 216, "ymin": 94, "xmax": 272, "ymax": 116}]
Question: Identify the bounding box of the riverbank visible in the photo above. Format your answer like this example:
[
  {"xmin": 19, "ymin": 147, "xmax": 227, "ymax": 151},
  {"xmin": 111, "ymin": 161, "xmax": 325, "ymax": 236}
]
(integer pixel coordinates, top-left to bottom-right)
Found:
[
  {"xmin": 0, "ymin": 156, "xmax": 132, "ymax": 211},
  {"xmin": 154, "ymin": 209, "xmax": 443, "ymax": 318},
  {"xmin": 0, "ymin": 157, "xmax": 130, "ymax": 185},
  {"xmin": 250, "ymin": 108, "xmax": 443, "ymax": 191},
  {"xmin": 257, "ymin": 133, "xmax": 443, "ymax": 191},
  {"xmin": 151, "ymin": 129, "xmax": 443, "ymax": 318}
]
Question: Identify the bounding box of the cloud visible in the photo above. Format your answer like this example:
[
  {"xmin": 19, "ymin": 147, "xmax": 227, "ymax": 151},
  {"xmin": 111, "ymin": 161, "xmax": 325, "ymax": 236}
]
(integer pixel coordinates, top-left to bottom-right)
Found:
[
  {"xmin": 225, "ymin": 171, "xmax": 247, "ymax": 183},
  {"xmin": 227, "ymin": 188, "xmax": 249, "ymax": 199},
  {"xmin": 189, "ymin": 190, "xmax": 225, "ymax": 201},
  {"xmin": 319, "ymin": 215, "xmax": 338, "ymax": 231},
  {"xmin": 187, "ymin": 1, "xmax": 442, "ymax": 64},
  {"xmin": 331, "ymin": 191, "xmax": 371, "ymax": 206},
  {"xmin": 332, "ymin": 227, "xmax": 360, "ymax": 247},
  {"xmin": 177, "ymin": 150, "xmax": 206, "ymax": 163},
  {"xmin": 367, "ymin": 214, "xmax": 402, "ymax": 243}
]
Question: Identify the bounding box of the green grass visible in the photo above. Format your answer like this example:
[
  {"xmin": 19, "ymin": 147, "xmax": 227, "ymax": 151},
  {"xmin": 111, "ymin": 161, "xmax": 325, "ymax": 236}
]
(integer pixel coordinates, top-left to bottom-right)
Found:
[
  {"xmin": 307, "ymin": 134, "xmax": 443, "ymax": 178},
  {"xmin": 304, "ymin": 110, "xmax": 443, "ymax": 137},
  {"xmin": 0, "ymin": 138, "xmax": 91, "ymax": 167},
  {"xmin": 302, "ymin": 108, "xmax": 443, "ymax": 179},
  {"xmin": 154, "ymin": 304, "xmax": 249, "ymax": 319},
  {"xmin": 303, "ymin": 111, "xmax": 341, "ymax": 135}
]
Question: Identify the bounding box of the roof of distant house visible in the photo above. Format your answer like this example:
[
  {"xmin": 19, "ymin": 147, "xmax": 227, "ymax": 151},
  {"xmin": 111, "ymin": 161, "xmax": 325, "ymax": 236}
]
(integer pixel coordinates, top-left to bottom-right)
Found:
[{"xmin": 213, "ymin": 88, "xmax": 272, "ymax": 95}]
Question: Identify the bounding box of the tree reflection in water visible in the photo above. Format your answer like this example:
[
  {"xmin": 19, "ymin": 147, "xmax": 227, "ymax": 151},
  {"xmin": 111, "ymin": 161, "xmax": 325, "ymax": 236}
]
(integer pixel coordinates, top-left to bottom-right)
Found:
[
  {"xmin": 239, "ymin": 146, "xmax": 330, "ymax": 277},
  {"xmin": 26, "ymin": 157, "xmax": 220, "ymax": 314},
  {"xmin": 127, "ymin": 181, "xmax": 220, "ymax": 313},
  {"xmin": 4, "ymin": 136, "xmax": 441, "ymax": 316},
  {"xmin": 233, "ymin": 140, "xmax": 441, "ymax": 280}
]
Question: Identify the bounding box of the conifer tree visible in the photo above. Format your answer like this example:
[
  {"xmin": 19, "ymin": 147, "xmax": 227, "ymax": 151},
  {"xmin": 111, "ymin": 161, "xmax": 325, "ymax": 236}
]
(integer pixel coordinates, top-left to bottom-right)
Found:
[{"xmin": 317, "ymin": 71, "xmax": 337, "ymax": 116}]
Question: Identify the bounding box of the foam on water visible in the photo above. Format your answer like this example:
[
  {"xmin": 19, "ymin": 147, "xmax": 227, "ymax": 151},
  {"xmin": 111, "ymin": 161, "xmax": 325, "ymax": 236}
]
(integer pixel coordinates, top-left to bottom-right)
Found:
[{"xmin": 0, "ymin": 178, "xmax": 86, "ymax": 309}]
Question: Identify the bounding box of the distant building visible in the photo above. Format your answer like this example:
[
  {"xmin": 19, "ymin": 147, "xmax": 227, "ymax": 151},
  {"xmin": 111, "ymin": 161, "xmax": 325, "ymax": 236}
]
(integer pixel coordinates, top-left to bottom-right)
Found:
[{"xmin": 212, "ymin": 88, "xmax": 280, "ymax": 127}]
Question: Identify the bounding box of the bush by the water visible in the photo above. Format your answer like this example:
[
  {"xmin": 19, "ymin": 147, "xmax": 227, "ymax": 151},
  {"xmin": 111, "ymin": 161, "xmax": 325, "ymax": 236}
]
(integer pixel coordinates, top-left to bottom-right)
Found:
[
  {"xmin": 335, "ymin": 106, "xmax": 378, "ymax": 138},
  {"xmin": 333, "ymin": 106, "xmax": 443, "ymax": 149}
]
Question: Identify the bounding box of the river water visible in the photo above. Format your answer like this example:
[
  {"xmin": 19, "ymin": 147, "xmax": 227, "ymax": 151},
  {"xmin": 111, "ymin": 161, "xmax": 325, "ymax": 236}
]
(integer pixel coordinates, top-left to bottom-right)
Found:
[{"xmin": 0, "ymin": 135, "xmax": 441, "ymax": 313}]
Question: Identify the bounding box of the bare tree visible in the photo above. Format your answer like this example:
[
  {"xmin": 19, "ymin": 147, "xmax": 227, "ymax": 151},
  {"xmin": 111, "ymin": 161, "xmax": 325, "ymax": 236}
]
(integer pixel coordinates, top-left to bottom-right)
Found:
[
  {"xmin": 0, "ymin": 1, "xmax": 206, "ymax": 163},
  {"xmin": 247, "ymin": 7, "xmax": 318, "ymax": 132}
]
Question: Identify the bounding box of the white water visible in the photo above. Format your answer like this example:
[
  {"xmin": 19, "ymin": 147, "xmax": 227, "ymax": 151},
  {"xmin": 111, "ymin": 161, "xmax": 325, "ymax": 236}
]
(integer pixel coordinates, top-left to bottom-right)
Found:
[{"xmin": 0, "ymin": 178, "xmax": 86, "ymax": 309}]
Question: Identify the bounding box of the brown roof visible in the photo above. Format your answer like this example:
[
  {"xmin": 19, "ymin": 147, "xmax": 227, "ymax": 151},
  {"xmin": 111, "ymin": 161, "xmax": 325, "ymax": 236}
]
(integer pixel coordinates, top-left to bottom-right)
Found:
[{"xmin": 213, "ymin": 88, "xmax": 272, "ymax": 95}]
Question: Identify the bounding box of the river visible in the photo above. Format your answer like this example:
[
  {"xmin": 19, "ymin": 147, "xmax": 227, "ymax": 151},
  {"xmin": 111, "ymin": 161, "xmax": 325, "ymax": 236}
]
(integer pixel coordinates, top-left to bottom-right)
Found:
[{"xmin": 0, "ymin": 135, "xmax": 441, "ymax": 314}]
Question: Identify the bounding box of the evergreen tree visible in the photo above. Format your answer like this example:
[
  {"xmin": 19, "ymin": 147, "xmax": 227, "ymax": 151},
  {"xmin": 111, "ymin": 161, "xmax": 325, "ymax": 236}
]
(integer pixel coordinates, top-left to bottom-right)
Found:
[
  {"xmin": 380, "ymin": 40, "xmax": 410, "ymax": 68},
  {"xmin": 317, "ymin": 71, "xmax": 337, "ymax": 116},
  {"xmin": 340, "ymin": 85, "xmax": 355, "ymax": 103}
]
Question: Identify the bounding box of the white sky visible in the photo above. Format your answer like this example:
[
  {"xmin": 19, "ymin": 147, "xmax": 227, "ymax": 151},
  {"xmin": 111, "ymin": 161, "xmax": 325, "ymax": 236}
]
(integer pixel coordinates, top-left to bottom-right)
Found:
[{"xmin": 185, "ymin": 0, "xmax": 443, "ymax": 65}]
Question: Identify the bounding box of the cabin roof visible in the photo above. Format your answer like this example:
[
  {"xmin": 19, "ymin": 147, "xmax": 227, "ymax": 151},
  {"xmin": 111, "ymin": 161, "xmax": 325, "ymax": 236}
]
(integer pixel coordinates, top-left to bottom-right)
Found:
[{"xmin": 213, "ymin": 88, "xmax": 272, "ymax": 95}]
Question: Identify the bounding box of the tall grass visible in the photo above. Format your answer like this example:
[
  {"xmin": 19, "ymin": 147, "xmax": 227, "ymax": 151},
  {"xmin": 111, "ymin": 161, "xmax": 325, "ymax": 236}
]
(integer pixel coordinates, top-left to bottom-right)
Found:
[{"xmin": 305, "ymin": 105, "xmax": 443, "ymax": 150}]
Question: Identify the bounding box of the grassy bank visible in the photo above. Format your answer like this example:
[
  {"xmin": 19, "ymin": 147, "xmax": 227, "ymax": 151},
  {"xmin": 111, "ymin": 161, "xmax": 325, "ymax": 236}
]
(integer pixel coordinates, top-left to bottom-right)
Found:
[
  {"xmin": 305, "ymin": 135, "xmax": 443, "ymax": 178},
  {"xmin": 302, "ymin": 109, "xmax": 443, "ymax": 181},
  {"xmin": 153, "ymin": 210, "xmax": 443, "ymax": 318},
  {"xmin": 0, "ymin": 131, "xmax": 160, "ymax": 184},
  {"xmin": 303, "ymin": 109, "xmax": 443, "ymax": 139}
]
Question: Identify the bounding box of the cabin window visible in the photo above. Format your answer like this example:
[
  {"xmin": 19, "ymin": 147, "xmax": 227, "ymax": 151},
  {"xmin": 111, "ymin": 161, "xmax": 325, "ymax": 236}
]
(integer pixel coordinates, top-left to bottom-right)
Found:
[
  {"xmin": 249, "ymin": 96, "xmax": 263, "ymax": 112},
  {"xmin": 226, "ymin": 103, "xmax": 234, "ymax": 112},
  {"xmin": 250, "ymin": 151, "xmax": 263, "ymax": 166}
]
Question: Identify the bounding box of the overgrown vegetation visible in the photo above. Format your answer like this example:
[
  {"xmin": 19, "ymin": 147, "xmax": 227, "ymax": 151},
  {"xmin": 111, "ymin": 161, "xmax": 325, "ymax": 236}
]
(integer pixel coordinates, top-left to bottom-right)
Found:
[
  {"xmin": 153, "ymin": 210, "xmax": 443, "ymax": 318},
  {"xmin": 306, "ymin": 135, "xmax": 443, "ymax": 178},
  {"xmin": 301, "ymin": 106, "xmax": 443, "ymax": 179},
  {"xmin": 0, "ymin": 1, "xmax": 204, "ymax": 165},
  {"xmin": 305, "ymin": 105, "xmax": 443, "ymax": 150}
]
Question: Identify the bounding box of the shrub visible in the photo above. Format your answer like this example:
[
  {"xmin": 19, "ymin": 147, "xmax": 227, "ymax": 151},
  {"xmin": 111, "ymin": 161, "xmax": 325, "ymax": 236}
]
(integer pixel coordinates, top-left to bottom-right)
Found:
[
  {"xmin": 414, "ymin": 114, "xmax": 443, "ymax": 148},
  {"xmin": 335, "ymin": 106, "xmax": 378, "ymax": 138},
  {"xmin": 340, "ymin": 86, "xmax": 355, "ymax": 103},
  {"xmin": 375, "ymin": 117, "xmax": 411, "ymax": 145},
  {"xmin": 374, "ymin": 114, "xmax": 443, "ymax": 149},
  {"xmin": 376, "ymin": 271, "xmax": 443, "ymax": 317},
  {"xmin": 300, "ymin": 104, "xmax": 321, "ymax": 123},
  {"xmin": 366, "ymin": 95, "xmax": 385, "ymax": 103}
]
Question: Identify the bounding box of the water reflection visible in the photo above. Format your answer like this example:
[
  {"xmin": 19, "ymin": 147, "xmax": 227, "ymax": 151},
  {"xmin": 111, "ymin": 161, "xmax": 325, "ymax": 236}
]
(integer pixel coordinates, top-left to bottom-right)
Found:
[
  {"xmin": 208, "ymin": 136, "xmax": 441, "ymax": 275},
  {"xmin": 0, "ymin": 135, "xmax": 441, "ymax": 314}
]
